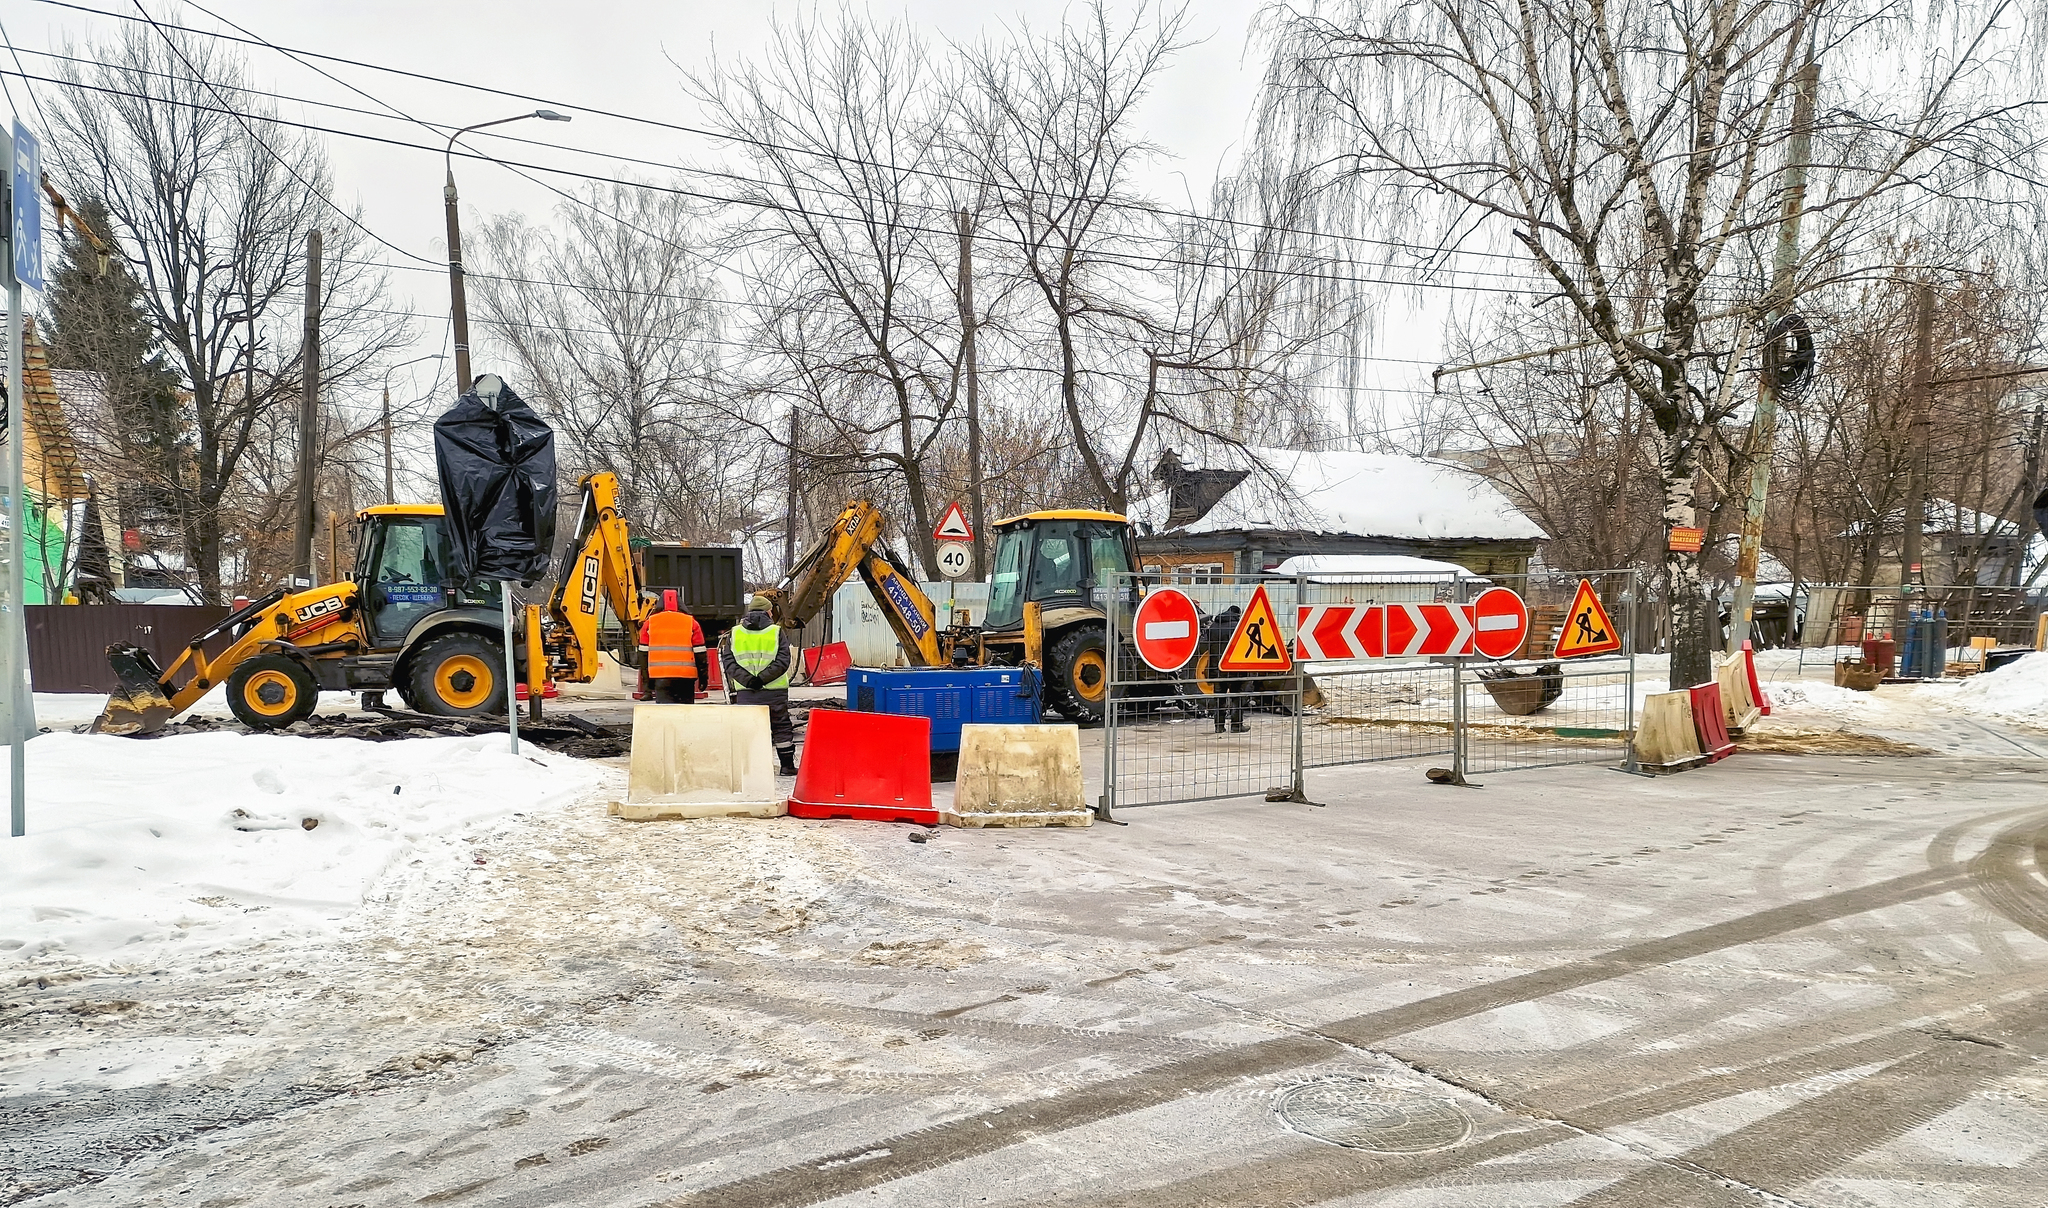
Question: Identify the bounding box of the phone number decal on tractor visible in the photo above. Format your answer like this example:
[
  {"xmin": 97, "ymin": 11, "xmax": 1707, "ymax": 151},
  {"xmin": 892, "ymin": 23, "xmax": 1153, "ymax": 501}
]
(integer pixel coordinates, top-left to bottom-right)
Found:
[{"xmin": 883, "ymin": 577, "xmax": 930, "ymax": 639}]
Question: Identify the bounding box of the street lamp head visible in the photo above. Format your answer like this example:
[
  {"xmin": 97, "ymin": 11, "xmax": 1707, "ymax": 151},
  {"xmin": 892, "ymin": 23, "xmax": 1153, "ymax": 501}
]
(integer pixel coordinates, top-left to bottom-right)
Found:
[{"xmin": 533, "ymin": 109, "xmax": 571, "ymax": 122}]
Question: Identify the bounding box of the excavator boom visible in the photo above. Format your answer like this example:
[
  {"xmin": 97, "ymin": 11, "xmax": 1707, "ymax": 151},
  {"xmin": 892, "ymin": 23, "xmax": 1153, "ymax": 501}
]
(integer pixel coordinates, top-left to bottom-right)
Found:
[
  {"xmin": 769, "ymin": 500, "xmax": 941, "ymax": 665},
  {"xmin": 542, "ymin": 472, "xmax": 651, "ymax": 682}
]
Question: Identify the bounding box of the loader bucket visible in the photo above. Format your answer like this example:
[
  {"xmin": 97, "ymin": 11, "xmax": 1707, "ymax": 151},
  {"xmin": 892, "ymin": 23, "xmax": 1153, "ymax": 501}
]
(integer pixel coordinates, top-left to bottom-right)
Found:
[{"xmin": 93, "ymin": 643, "xmax": 177, "ymax": 736}]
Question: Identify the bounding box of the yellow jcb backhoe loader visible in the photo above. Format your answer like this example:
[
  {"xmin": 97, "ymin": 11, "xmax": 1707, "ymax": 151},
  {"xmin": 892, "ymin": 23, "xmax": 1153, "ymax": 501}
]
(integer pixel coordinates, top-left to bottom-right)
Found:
[
  {"xmin": 769, "ymin": 501, "xmax": 1141, "ymax": 721},
  {"xmin": 95, "ymin": 473, "xmax": 653, "ymax": 735}
]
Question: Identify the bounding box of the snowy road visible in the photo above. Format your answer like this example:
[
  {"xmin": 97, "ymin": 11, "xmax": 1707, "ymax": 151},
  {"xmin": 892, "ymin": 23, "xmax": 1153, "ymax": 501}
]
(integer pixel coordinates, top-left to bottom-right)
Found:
[{"xmin": 6, "ymin": 740, "xmax": 2047, "ymax": 1206}]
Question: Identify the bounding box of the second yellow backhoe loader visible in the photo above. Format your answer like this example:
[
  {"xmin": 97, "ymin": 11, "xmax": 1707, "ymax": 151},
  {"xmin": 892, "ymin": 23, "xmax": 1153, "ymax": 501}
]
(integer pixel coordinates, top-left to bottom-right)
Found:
[
  {"xmin": 95, "ymin": 472, "xmax": 654, "ymax": 735},
  {"xmin": 769, "ymin": 502, "xmax": 1141, "ymax": 721}
]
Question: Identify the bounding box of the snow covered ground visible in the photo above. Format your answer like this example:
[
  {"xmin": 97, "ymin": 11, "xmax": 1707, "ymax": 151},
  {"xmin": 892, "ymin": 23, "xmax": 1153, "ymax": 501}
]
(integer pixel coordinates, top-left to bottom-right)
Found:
[
  {"xmin": 1, "ymin": 729, "xmax": 605, "ymax": 975},
  {"xmin": 1917, "ymin": 650, "xmax": 2048, "ymax": 729}
]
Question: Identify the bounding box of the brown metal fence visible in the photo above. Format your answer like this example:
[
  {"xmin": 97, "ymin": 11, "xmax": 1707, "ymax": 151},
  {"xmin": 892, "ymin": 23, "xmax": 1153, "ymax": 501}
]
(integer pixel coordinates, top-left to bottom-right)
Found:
[
  {"xmin": 1790, "ymin": 584, "xmax": 2040, "ymax": 671},
  {"xmin": 25, "ymin": 604, "xmax": 229, "ymax": 693}
]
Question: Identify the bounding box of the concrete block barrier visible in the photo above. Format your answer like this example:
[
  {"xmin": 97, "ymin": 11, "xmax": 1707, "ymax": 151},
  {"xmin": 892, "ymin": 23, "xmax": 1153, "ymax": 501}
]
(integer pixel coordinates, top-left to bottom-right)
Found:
[
  {"xmin": 1689, "ymin": 682, "xmax": 1736, "ymax": 762},
  {"xmin": 1715, "ymin": 654, "xmax": 1763, "ymax": 735},
  {"xmin": 615, "ymin": 704, "xmax": 786, "ymax": 820},
  {"xmin": 945, "ymin": 723, "xmax": 1092, "ymax": 828},
  {"xmin": 1632, "ymin": 690, "xmax": 1708, "ymax": 774}
]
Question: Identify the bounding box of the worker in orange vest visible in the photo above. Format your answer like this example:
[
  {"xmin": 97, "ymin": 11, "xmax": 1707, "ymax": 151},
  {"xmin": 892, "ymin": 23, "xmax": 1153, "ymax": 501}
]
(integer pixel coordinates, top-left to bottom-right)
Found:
[{"xmin": 638, "ymin": 588, "xmax": 708, "ymax": 703}]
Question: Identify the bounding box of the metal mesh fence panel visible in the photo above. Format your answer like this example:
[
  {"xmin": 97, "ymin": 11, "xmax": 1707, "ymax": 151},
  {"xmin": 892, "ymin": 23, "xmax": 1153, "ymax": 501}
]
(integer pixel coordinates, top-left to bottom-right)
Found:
[
  {"xmin": 1099, "ymin": 569, "xmax": 1639, "ymax": 812},
  {"xmin": 1458, "ymin": 570, "xmax": 1638, "ymax": 776},
  {"xmin": 1295, "ymin": 574, "xmax": 1457, "ymax": 770},
  {"xmin": 1103, "ymin": 573, "xmax": 1303, "ymax": 810}
]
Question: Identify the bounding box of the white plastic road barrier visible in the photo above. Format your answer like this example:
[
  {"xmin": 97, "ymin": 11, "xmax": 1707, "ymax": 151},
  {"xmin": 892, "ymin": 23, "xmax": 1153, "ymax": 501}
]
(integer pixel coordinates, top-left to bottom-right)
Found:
[
  {"xmin": 1715, "ymin": 654, "xmax": 1763, "ymax": 735},
  {"xmin": 946, "ymin": 723, "xmax": 1092, "ymax": 828},
  {"xmin": 616, "ymin": 704, "xmax": 785, "ymax": 820},
  {"xmin": 1632, "ymin": 690, "xmax": 1708, "ymax": 774}
]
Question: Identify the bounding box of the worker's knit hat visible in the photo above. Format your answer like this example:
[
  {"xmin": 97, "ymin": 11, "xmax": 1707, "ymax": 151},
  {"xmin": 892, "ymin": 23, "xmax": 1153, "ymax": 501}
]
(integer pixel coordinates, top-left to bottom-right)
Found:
[{"xmin": 749, "ymin": 592, "xmax": 773, "ymax": 612}]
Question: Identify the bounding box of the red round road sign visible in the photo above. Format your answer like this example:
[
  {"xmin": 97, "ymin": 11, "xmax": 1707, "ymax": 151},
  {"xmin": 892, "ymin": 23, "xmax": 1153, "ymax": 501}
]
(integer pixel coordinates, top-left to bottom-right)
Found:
[
  {"xmin": 1470, "ymin": 586, "xmax": 1530, "ymax": 659},
  {"xmin": 1132, "ymin": 587, "xmax": 1202, "ymax": 672}
]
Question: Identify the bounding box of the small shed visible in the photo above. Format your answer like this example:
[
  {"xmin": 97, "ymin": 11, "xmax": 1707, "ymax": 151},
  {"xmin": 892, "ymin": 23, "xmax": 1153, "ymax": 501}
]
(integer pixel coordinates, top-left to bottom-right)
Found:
[{"xmin": 1132, "ymin": 448, "xmax": 1545, "ymax": 581}]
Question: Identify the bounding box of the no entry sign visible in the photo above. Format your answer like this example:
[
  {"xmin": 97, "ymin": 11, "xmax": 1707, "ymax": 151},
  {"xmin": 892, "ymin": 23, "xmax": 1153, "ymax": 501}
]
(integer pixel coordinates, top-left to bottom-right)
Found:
[
  {"xmin": 1132, "ymin": 587, "xmax": 1201, "ymax": 672},
  {"xmin": 1469, "ymin": 586, "xmax": 1530, "ymax": 659}
]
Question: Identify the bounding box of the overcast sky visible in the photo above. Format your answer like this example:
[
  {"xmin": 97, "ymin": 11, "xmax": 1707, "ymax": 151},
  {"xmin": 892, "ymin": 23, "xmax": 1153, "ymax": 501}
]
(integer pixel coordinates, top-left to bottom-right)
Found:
[{"xmin": 0, "ymin": 0, "xmax": 1432, "ymax": 444}]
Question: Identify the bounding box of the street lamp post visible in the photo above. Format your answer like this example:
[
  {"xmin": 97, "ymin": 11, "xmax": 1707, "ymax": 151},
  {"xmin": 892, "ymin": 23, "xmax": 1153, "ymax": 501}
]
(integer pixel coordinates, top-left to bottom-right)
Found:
[
  {"xmin": 443, "ymin": 110, "xmax": 570, "ymax": 393},
  {"xmin": 441, "ymin": 111, "xmax": 569, "ymax": 754},
  {"xmin": 381, "ymin": 354, "xmax": 447, "ymax": 504}
]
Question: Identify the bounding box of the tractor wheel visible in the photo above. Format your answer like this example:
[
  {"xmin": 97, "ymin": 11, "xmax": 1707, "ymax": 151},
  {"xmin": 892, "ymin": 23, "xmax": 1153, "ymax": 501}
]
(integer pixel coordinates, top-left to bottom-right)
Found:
[
  {"xmin": 1044, "ymin": 624, "xmax": 1109, "ymax": 724},
  {"xmin": 226, "ymin": 654, "xmax": 319, "ymax": 730},
  {"xmin": 407, "ymin": 632, "xmax": 508, "ymax": 718}
]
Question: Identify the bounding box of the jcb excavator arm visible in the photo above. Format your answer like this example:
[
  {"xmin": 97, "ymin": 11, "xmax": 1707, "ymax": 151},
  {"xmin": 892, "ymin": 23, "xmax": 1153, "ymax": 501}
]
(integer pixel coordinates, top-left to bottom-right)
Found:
[
  {"xmin": 542, "ymin": 472, "xmax": 652, "ymax": 682},
  {"xmin": 767, "ymin": 501, "xmax": 941, "ymax": 666}
]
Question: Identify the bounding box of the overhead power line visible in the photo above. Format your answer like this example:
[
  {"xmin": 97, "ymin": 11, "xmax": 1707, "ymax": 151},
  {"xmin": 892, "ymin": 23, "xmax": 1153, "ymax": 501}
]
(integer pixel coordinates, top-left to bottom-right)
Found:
[
  {"xmin": 0, "ymin": 41, "xmax": 1575, "ymax": 294},
  {"xmin": 7, "ymin": 62, "xmax": 1625, "ymax": 299},
  {"xmin": 37, "ymin": 0, "xmax": 1648, "ymax": 279}
]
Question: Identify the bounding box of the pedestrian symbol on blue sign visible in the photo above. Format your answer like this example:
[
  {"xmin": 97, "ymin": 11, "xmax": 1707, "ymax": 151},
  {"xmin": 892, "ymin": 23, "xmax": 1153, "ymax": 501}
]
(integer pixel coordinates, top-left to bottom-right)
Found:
[{"xmin": 11, "ymin": 123, "xmax": 42, "ymax": 294}]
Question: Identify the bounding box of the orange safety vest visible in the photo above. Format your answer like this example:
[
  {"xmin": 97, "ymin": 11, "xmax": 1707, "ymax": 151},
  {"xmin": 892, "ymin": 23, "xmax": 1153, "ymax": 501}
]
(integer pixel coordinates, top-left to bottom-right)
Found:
[{"xmin": 640, "ymin": 611, "xmax": 705, "ymax": 679}]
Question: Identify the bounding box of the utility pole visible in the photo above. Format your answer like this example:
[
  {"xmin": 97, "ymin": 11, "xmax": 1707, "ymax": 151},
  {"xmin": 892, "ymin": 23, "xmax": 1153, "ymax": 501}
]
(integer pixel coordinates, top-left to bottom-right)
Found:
[
  {"xmin": 291, "ymin": 228, "xmax": 322, "ymax": 583},
  {"xmin": 782, "ymin": 409, "xmax": 800, "ymax": 575},
  {"xmin": 382, "ymin": 382, "xmax": 396, "ymax": 505},
  {"xmin": 1899, "ymin": 280, "xmax": 1936, "ymax": 605},
  {"xmin": 1729, "ymin": 58, "xmax": 1818, "ymax": 655},
  {"xmin": 443, "ymin": 169, "xmax": 472, "ymax": 394},
  {"xmin": 2013, "ymin": 403, "xmax": 2043, "ymax": 586},
  {"xmin": 443, "ymin": 111, "xmax": 571, "ymax": 394},
  {"xmin": 956, "ymin": 208, "xmax": 986, "ymax": 574}
]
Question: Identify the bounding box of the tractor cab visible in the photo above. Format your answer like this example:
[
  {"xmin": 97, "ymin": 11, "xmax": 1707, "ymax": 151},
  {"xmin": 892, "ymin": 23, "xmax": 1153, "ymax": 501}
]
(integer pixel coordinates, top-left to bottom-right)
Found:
[
  {"xmin": 982, "ymin": 510, "xmax": 1139, "ymax": 633},
  {"xmin": 352, "ymin": 504, "xmax": 495, "ymax": 649}
]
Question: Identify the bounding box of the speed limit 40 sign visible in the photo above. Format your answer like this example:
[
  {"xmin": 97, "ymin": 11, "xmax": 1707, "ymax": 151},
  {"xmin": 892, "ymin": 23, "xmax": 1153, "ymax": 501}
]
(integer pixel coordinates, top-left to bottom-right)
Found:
[{"xmin": 936, "ymin": 540, "xmax": 973, "ymax": 580}]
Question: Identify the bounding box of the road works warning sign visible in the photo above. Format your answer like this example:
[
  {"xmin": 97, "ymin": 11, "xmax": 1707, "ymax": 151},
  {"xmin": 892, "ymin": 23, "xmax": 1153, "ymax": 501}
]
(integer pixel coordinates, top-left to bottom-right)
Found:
[
  {"xmin": 1218, "ymin": 585, "xmax": 1293, "ymax": 673},
  {"xmin": 1554, "ymin": 578, "xmax": 1623, "ymax": 658}
]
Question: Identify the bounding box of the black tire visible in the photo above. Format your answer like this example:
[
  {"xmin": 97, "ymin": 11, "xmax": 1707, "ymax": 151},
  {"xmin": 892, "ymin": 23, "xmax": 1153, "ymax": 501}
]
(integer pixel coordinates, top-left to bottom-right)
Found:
[
  {"xmin": 1045, "ymin": 624, "xmax": 1108, "ymax": 724},
  {"xmin": 226, "ymin": 653, "xmax": 318, "ymax": 730},
  {"xmin": 406, "ymin": 631, "xmax": 508, "ymax": 718}
]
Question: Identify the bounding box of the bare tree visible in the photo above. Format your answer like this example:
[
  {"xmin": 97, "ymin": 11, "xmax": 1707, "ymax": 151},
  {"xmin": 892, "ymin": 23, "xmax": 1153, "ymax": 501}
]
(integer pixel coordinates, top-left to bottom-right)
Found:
[
  {"xmin": 956, "ymin": 0, "xmax": 1197, "ymax": 511},
  {"xmin": 1264, "ymin": 0, "xmax": 2043, "ymax": 685},
  {"xmin": 470, "ymin": 181, "xmax": 743, "ymax": 540},
  {"xmin": 692, "ymin": 15, "xmax": 966, "ymax": 575},
  {"xmin": 45, "ymin": 22, "xmax": 406, "ymax": 602}
]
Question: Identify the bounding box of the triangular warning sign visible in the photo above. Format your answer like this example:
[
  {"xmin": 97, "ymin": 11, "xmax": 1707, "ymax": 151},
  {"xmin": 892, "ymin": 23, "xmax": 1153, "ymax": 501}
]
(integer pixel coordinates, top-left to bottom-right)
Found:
[
  {"xmin": 1554, "ymin": 578, "xmax": 1623, "ymax": 658},
  {"xmin": 933, "ymin": 501, "xmax": 974, "ymax": 542},
  {"xmin": 1218, "ymin": 585, "xmax": 1293, "ymax": 672}
]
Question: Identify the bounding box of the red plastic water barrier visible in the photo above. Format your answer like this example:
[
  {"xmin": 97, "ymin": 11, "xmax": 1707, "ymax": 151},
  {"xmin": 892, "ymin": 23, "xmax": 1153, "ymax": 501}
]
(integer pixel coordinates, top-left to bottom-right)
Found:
[
  {"xmin": 1688, "ymin": 681, "xmax": 1735, "ymax": 762},
  {"xmin": 787, "ymin": 707, "xmax": 937, "ymax": 824},
  {"xmin": 803, "ymin": 642, "xmax": 852, "ymax": 686},
  {"xmin": 1741, "ymin": 640, "xmax": 1771, "ymax": 716}
]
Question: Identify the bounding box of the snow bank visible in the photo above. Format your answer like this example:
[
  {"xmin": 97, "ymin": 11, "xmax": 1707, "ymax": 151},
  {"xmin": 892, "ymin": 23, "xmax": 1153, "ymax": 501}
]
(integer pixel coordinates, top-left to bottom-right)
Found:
[
  {"xmin": 1925, "ymin": 652, "xmax": 2048, "ymax": 728},
  {"xmin": 0, "ymin": 731, "xmax": 605, "ymax": 971}
]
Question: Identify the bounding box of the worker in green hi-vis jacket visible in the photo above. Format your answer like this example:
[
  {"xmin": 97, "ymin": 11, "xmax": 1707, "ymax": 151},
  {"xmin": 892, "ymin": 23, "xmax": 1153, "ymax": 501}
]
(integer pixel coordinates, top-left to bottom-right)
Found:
[{"xmin": 721, "ymin": 593, "xmax": 799, "ymax": 775}]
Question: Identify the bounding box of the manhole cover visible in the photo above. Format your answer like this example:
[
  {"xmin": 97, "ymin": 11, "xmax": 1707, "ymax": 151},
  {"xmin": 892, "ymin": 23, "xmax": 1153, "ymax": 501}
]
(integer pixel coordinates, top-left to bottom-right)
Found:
[{"xmin": 1275, "ymin": 1076, "xmax": 1472, "ymax": 1153}]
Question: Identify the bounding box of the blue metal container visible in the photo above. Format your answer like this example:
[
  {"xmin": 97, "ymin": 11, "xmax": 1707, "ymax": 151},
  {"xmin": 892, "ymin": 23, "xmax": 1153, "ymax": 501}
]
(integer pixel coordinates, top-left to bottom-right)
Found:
[{"xmin": 846, "ymin": 665, "xmax": 1042, "ymax": 753}]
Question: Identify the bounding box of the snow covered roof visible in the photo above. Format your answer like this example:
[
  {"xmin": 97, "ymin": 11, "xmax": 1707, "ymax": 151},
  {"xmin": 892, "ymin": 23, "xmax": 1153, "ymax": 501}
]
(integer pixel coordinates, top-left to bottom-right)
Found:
[
  {"xmin": 1133, "ymin": 448, "xmax": 1546, "ymax": 542},
  {"xmin": 1842, "ymin": 497, "xmax": 2025, "ymax": 538},
  {"xmin": 1269, "ymin": 554, "xmax": 1488, "ymax": 582}
]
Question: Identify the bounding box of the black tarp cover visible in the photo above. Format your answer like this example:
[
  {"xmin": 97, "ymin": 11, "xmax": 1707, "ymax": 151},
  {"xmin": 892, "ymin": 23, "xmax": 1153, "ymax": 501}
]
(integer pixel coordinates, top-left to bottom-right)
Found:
[{"xmin": 432, "ymin": 375, "xmax": 557, "ymax": 583}]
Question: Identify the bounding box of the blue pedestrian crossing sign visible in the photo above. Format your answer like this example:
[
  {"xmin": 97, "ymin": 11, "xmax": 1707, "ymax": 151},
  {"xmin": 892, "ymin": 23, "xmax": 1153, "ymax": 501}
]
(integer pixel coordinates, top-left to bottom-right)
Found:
[{"xmin": 11, "ymin": 123, "xmax": 42, "ymax": 293}]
